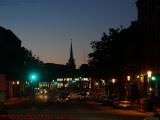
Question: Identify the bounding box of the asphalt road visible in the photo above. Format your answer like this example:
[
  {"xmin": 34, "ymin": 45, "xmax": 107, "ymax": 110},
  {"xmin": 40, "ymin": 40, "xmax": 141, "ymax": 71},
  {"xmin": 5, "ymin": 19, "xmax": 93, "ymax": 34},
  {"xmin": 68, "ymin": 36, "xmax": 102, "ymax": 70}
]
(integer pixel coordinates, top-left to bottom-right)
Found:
[{"xmin": 0, "ymin": 94, "xmax": 152, "ymax": 120}]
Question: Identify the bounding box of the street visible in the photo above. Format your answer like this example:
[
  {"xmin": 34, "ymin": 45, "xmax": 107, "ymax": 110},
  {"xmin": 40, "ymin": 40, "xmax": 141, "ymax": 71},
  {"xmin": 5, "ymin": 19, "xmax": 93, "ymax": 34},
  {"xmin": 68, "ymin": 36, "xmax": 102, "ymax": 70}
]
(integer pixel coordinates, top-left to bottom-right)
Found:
[{"xmin": 0, "ymin": 94, "xmax": 153, "ymax": 120}]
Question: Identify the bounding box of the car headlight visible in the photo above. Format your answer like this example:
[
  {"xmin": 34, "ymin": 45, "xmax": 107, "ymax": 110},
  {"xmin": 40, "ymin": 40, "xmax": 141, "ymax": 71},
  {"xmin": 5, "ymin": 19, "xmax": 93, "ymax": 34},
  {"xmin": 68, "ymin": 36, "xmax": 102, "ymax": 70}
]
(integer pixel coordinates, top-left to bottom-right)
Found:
[{"xmin": 44, "ymin": 90, "xmax": 47, "ymax": 94}]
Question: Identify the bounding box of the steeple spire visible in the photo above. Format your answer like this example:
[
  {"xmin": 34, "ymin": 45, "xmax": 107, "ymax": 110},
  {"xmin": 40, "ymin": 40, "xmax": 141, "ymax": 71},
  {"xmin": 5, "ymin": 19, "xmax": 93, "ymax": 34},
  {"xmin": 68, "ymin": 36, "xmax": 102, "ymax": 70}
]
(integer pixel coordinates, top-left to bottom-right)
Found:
[
  {"xmin": 70, "ymin": 39, "xmax": 74, "ymax": 60},
  {"xmin": 67, "ymin": 39, "xmax": 76, "ymax": 69}
]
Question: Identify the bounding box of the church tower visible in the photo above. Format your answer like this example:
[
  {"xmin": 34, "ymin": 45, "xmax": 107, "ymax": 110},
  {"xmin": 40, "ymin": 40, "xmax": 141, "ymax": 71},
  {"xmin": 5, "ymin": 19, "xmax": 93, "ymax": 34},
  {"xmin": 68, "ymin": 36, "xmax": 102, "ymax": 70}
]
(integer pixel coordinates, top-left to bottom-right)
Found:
[{"xmin": 67, "ymin": 40, "xmax": 76, "ymax": 69}]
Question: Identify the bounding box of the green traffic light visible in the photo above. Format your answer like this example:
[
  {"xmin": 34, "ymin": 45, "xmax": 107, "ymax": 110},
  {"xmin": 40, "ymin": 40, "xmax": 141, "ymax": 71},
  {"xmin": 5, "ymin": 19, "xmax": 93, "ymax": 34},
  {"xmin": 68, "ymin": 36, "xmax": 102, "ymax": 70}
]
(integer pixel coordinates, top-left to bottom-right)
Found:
[
  {"xmin": 151, "ymin": 76, "xmax": 156, "ymax": 81},
  {"xmin": 29, "ymin": 73, "xmax": 38, "ymax": 81},
  {"xmin": 32, "ymin": 75, "xmax": 36, "ymax": 79}
]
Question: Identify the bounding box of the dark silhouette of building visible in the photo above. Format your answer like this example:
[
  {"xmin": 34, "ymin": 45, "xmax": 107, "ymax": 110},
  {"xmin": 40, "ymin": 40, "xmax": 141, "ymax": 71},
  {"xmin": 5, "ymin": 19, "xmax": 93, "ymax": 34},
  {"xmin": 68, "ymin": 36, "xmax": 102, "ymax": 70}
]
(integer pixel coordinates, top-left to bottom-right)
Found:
[
  {"xmin": 136, "ymin": 0, "xmax": 160, "ymax": 70},
  {"xmin": 0, "ymin": 26, "xmax": 26, "ymax": 99},
  {"xmin": 0, "ymin": 26, "xmax": 24, "ymax": 79},
  {"xmin": 44, "ymin": 63, "xmax": 67, "ymax": 80}
]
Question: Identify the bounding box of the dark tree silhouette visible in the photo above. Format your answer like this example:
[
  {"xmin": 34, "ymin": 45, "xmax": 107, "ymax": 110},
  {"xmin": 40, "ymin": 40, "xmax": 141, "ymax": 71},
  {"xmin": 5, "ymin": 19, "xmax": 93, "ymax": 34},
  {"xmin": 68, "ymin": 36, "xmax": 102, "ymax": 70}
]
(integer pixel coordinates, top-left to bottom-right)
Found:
[{"xmin": 88, "ymin": 28, "xmax": 121, "ymax": 79}]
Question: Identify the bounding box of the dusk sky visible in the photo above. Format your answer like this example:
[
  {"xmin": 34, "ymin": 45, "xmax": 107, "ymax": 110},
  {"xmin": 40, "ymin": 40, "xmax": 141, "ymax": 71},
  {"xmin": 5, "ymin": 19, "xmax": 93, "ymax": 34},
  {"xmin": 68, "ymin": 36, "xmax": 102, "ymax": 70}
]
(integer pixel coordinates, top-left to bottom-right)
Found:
[{"xmin": 0, "ymin": 0, "xmax": 137, "ymax": 68}]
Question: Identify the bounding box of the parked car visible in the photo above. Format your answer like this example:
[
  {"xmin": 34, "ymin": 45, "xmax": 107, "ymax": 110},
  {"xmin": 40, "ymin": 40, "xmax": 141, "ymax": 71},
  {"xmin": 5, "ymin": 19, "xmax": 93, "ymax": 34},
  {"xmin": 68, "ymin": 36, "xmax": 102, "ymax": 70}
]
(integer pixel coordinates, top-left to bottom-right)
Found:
[
  {"xmin": 144, "ymin": 113, "xmax": 160, "ymax": 120},
  {"xmin": 95, "ymin": 94, "xmax": 108, "ymax": 103},
  {"xmin": 102, "ymin": 95, "xmax": 118, "ymax": 105},
  {"xmin": 95, "ymin": 94, "xmax": 101, "ymax": 102},
  {"xmin": 113, "ymin": 100, "xmax": 132, "ymax": 109},
  {"xmin": 100, "ymin": 95, "xmax": 109, "ymax": 104},
  {"xmin": 79, "ymin": 92, "xmax": 87, "ymax": 96}
]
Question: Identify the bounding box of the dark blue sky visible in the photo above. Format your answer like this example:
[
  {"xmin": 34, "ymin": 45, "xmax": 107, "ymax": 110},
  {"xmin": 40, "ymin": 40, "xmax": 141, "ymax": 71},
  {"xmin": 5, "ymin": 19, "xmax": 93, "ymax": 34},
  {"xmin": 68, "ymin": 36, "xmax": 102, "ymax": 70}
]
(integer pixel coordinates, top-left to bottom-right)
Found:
[{"xmin": 0, "ymin": 0, "xmax": 137, "ymax": 67}]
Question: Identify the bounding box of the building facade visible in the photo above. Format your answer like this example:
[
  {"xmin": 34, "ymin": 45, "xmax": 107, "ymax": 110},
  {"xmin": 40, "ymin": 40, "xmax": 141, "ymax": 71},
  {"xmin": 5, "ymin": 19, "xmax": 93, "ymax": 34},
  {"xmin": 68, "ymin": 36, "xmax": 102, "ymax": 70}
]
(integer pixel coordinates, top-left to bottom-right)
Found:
[
  {"xmin": 40, "ymin": 41, "xmax": 91, "ymax": 92},
  {"xmin": 136, "ymin": 0, "xmax": 160, "ymax": 70},
  {"xmin": 0, "ymin": 26, "xmax": 26, "ymax": 98}
]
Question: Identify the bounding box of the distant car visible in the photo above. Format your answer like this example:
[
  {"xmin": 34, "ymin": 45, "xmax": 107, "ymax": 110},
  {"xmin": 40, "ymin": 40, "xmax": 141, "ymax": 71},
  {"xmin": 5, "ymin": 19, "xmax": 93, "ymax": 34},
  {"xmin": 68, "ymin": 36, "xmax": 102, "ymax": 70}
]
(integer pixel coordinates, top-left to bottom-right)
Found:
[
  {"xmin": 95, "ymin": 94, "xmax": 101, "ymax": 102},
  {"xmin": 79, "ymin": 92, "xmax": 87, "ymax": 96},
  {"xmin": 96, "ymin": 95, "xmax": 108, "ymax": 103},
  {"xmin": 113, "ymin": 100, "xmax": 132, "ymax": 109},
  {"xmin": 79, "ymin": 92, "xmax": 88, "ymax": 101},
  {"xmin": 40, "ymin": 88, "xmax": 48, "ymax": 95},
  {"xmin": 144, "ymin": 113, "xmax": 160, "ymax": 120},
  {"xmin": 100, "ymin": 95, "xmax": 109, "ymax": 104},
  {"xmin": 57, "ymin": 94, "xmax": 70, "ymax": 103},
  {"xmin": 104, "ymin": 95, "xmax": 119, "ymax": 105}
]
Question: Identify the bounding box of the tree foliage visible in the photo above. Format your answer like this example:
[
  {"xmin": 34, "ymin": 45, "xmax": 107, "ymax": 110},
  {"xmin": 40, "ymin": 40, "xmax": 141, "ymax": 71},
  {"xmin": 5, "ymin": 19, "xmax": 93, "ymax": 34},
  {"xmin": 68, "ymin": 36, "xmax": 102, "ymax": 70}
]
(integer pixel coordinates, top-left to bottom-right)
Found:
[
  {"xmin": 88, "ymin": 23, "xmax": 141, "ymax": 79},
  {"xmin": 88, "ymin": 28, "xmax": 121, "ymax": 78},
  {"xmin": 21, "ymin": 47, "xmax": 43, "ymax": 81}
]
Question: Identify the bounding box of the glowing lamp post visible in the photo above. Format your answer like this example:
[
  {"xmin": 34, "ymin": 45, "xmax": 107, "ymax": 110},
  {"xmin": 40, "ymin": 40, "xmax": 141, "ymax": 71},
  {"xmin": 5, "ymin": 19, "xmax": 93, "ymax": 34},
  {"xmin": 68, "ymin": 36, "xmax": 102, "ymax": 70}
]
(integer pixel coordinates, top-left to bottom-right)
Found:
[
  {"xmin": 112, "ymin": 78, "xmax": 116, "ymax": 84},
  {"xmin": 147, "ymin": 71, "xmax": 152, "ymax": 97},
  {"xmin": 147, "ymin": 71, "xmax": 152, "ymax": 78},
  {"xmin": 111, "ymin": 78, "xmax": 116, "ymax": 97},
  {"xmin": 17, "ymin": 81, "xmax": 20, "ymax": 85},
  {"xmin": 126, "ymin": 75, "xmax": 131, "ymax": 100},
  {"xmin": 127, "ymin": 76, "xmax": 131, "ymax": 82}
]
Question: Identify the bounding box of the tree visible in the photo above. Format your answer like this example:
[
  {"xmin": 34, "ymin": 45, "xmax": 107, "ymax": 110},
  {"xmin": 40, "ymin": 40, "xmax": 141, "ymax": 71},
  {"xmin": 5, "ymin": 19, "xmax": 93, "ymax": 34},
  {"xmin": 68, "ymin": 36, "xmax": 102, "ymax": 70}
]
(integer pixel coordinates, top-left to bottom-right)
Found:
[
  {"xmin": 88, "ymin": 28, "xmax": 121, "ymax": 79},
  {"xmin": 21, "ymin": 47, "xmax": 44, "ymax": 81}
]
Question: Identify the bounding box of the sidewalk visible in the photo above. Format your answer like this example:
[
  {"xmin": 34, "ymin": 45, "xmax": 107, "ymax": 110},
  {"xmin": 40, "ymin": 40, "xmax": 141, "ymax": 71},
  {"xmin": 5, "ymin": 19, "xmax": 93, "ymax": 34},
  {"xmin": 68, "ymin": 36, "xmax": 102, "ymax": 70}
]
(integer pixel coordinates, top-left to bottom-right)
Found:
[
  {"xmin": 133, "ymin": 103, "xmax": 160, "ymax": 114},
  {"xmin": 89, "ymin": 100, "xmax": 154, "ymax": 116},
  {"xmin": 2, "ymin": 96, "xmax": 32, "ymax": 105}
]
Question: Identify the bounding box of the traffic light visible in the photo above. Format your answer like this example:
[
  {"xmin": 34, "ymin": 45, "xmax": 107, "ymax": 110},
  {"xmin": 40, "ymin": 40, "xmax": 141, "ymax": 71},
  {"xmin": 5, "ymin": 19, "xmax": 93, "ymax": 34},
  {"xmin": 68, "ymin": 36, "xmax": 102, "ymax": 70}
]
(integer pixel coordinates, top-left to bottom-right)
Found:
[
  {"xmin": 151, "ymin": 73, "xmax": 159, "ymax": 81},
  {"xmin": 151, "ymin": 76, "xmax": 156, "ymax": 81},
  {"xmin": 29, "ymin": 73, "xmax": 39, "ymax": 82}
]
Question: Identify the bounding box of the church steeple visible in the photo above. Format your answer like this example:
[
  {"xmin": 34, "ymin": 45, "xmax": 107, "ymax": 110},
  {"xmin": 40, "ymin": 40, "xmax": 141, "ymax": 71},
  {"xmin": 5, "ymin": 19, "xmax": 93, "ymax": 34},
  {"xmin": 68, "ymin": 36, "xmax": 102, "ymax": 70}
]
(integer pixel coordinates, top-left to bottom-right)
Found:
[
  {"xmin": 70, "ymin": 40, "xmax": 74, "ymax": 61},
  {"xmin": 67, "ymin": 39, "xmax": 76, "ymax": 69}
]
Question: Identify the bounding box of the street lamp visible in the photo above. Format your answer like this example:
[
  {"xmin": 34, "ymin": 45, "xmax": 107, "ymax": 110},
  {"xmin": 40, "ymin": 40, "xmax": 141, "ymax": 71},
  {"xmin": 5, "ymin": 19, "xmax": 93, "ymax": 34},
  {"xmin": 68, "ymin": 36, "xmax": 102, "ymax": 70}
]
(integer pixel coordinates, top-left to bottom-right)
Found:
[
  {"xmin": 147, "ymin": 71, "xmax": 152, "ymax": 84},
  {"xmin": 147, "ymin": 71, "xmax": 152, "ymax": 78},
  {"xmin": 149, "ymin": 87, "xmax": 152, "ymax": 92},
  {"xmin": 147, "ymin": 71, "xmax": 152, "ymax": 97},
  {"xmin": 126, "ymin": 76, "xmax": 131, "ymax": 100},
  {"xmin": 17, "ymin": 81, "xmax": 20, "ymax": 85},
  {"xmin": 112, "ymin": 78, "xmax": 116, "ymax": 84},
  {"xmin": 127, "ymin": 76, "xmax": 131, "ymax": 82},
  {"xmin": 111, "ymin": 78, "xmax": 116, "ymax": 97}
]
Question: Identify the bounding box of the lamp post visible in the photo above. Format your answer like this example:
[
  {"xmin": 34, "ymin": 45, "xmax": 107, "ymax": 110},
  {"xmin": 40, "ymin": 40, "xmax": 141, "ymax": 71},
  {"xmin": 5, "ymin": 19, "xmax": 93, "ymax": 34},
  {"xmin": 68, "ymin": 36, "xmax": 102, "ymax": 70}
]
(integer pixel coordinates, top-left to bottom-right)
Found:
[
  {"xmin": 127, "ymin": 76, "xmax": 131, "ymax": 82},
  {"xmin": 126, "ymin": 76, "xmax": 131, "ymax": 100},
  {"xmin": 112, "ymin": 78, "xmax": 116, "ymax": 84},
  {"xmin": 147, "ymin": 71, "xmax": 152, "ymax": 97},
  {"xmin": 111, "ymin": 78, "xmax": 116, "ymax": 97}
]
